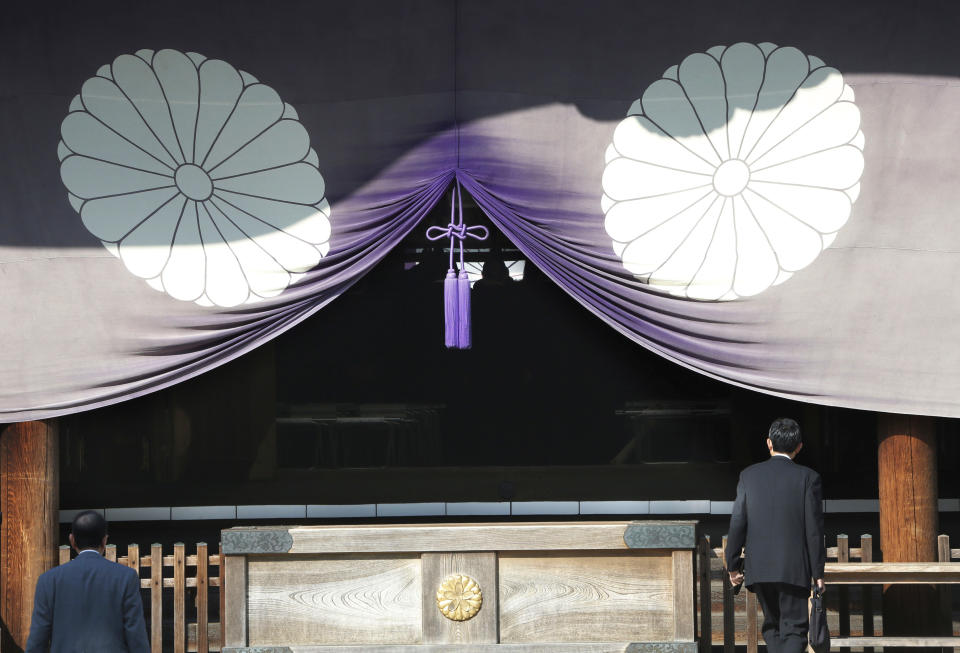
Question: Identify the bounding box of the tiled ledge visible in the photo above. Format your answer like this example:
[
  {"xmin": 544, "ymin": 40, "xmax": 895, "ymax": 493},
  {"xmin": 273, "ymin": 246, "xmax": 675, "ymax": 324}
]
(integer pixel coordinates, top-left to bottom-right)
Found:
[{"xmin": 58, "ymin": 498, "xmax": 960, "ymax": 523}]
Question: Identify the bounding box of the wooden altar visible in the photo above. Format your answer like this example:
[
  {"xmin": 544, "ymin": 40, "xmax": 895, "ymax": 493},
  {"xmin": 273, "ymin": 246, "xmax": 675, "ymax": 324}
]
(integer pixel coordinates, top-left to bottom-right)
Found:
[{"xmin": 220, "ymin": 520, "xmax": 698, "ymax": 652}]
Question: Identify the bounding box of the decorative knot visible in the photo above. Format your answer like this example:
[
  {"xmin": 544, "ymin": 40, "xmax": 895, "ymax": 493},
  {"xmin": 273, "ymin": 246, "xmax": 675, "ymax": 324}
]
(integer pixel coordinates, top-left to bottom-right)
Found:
[{"xmin": 425, "ymin": 222, "xmax": 489, "ymax": 243}]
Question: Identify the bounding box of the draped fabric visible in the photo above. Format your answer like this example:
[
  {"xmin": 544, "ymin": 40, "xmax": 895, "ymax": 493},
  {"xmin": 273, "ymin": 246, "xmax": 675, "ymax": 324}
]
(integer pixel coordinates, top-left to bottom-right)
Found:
[{"xmin": 4, "ymin": 0, "xmax": 960, "ymax": 421}]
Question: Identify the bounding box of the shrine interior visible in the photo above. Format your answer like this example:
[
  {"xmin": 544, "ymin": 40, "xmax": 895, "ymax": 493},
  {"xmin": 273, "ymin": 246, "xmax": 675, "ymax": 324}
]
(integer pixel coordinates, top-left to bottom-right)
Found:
[{"xmin": 58, "ymin": 193, "xmax": 960, "ymax": 545}]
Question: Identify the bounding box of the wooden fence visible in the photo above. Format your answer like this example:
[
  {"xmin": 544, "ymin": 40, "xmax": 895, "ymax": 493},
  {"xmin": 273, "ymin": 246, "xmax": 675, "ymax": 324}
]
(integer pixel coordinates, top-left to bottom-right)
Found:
[
  {"xmin": 58, "ymin": 543, "xmax": 222, "ymax": 653},
  {"xmin": 698, "ymin": 533, "xmax": 960, "ymax": 653}
]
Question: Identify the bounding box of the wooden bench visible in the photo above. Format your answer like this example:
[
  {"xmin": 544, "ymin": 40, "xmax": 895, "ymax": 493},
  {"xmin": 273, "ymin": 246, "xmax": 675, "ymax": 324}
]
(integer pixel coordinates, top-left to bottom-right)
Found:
[
  {"xmin": 826, "ymin": 562, "xmax": 960, "ymax": 585},
  {"xmin": 825, "ymin": 562, "xmax": 960, "ymax": 648},
  {"xmin": 707, "ymin": 535, "xmax": 960, "ymax": 652},
  {"xmin": 832, "ymin": 637, "xmax": 960, "ymax": 648}
]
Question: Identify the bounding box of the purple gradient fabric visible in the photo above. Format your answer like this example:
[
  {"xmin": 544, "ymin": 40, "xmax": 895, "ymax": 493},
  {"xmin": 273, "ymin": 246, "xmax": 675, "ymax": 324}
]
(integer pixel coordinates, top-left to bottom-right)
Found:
[{"xmin": 4, "ymin": 0, "xmax": 960, "ymax": 420}]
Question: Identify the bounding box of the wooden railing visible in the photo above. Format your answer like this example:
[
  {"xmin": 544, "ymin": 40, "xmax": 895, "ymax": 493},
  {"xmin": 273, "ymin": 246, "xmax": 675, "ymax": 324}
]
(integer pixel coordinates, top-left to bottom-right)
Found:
[
  {"xmin": 697, "ymin": 533, "xmax": 960, "ymax": 653},
  {"xmin": 58, "ymin": 542, "xmax": 222, "ymax": 652}
]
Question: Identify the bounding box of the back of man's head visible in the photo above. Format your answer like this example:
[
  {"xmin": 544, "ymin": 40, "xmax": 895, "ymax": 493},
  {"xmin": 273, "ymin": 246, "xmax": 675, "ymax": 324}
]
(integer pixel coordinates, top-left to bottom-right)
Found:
[
  {"xmin": 72, "ymin": 510, "xmax": 107, "ymax": 550},
  {"xmin": 768, "ymin": 417, "xmax": 801, "ymax": 453}
]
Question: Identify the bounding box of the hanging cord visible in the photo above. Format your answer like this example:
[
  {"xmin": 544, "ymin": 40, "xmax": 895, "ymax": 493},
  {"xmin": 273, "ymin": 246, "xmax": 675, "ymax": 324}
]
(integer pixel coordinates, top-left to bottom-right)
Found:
[
  {"xmin": 425, "ymin": 180, "xmax": 489, "ymax": 348},
  {"xmin": 425, "ymin": 181, "xmax": 489, "ymax": 275},
  {"xmin": 457, "ymin": 180, "xmax": 467, "ymax": 272}
]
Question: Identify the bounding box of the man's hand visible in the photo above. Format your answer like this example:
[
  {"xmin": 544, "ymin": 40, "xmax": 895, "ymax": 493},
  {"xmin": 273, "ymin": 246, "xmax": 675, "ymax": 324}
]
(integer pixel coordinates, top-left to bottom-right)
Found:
[
  {"xmin": 815, "ymin": 578, "xmax": 825, "ymax": 592},
  {"xmin": 728, "ymin": 570, "xmax": 744, "ymax": 586}
]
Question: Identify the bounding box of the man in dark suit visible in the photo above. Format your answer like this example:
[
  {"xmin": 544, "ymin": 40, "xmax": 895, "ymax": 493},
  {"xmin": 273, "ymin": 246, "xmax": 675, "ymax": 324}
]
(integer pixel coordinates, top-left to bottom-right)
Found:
[
  {"xmin": 26, "ymin": 510, "xmax": 149, "ymax": 653},
  {"xmin": 725, "ymin": 418, "xmax": 825, "ymax": 653}
]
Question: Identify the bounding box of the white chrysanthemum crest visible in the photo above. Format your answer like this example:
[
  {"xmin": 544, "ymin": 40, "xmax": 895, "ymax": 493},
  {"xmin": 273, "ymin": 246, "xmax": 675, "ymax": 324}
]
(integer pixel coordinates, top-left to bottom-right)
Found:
[
  {"xmin": 602, "ymin": 42, "xmax": 864, "ymax": 301},
  {"xmin": 59, "ymin": 49, "xmax": 331, "ymax": 307}
]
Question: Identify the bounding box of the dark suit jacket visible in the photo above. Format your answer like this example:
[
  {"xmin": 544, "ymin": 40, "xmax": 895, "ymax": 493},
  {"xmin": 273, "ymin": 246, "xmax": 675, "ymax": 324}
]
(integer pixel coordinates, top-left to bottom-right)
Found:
[
  {"xmin": 725, "ymin": 455, "xmax": 825, "ymax": 588},
  {"xmin": 26, "ymin": 550, "xmax": 149, "ymax": 653}
]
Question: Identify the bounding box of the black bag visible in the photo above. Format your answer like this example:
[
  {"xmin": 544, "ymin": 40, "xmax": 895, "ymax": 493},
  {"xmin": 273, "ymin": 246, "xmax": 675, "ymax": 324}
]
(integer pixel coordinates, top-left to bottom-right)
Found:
[{"xmin": 809, "ymin": 587, "xmax": 830, "ymax": 653}]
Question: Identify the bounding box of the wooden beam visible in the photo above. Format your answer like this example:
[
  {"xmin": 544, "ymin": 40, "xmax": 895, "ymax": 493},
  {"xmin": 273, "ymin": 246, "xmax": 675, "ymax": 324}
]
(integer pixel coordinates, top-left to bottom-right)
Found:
[
  {"xmin": 877, "ymin": 413, "xmax": 940, "ymax": 653},
  {"xmin": 831, "ymin": 638, "xmax": 960, "ymax": 648},
  {"xmin": 174, "ymin": 543, "xmax": 185, "ymax": 653},
  {"xmin": 860, "ymin": 534, "xmax": 874, "ymax": 653},
  {"xmin": 222, "ymin": 521, "xmax": 698, "ymax": 556},
  {"xmin": 745, "ymin": 587, "xmax": 758, "ymax": 653},
  {"xmin": 837, "ymin": 535, "xmax": 850, "ymax": 653},
  {"xmin": 0, "ymin": 420, "xmax": 59, "ymax": 649},
  {"xmin": 937, "ymin": 535, "xmax": 952, "ymax": 638},
  {"xmin": 672, "ymin": 550, "xmax": 695, "ymax": 641},
  {"xmin": 151, "ymin": 543, "xmax": 162, "ymax": 653},
  {"xmin": 223, "ymin": 555, "xmax": 248, "ymax": 648},
  {"xmin": 219, "ymin": 644, "xmax": 698, "ymax": 653},
  {"xmin": 824, "ymin": 562, "xmax": 960, "ymax": 583},
  {"xmin": 720, "ymin": 536, "xmax": 734, "ymax": 653},
  {"xmin": 696, "ymin": 536, "xmax": 711, "ymax": 653}
]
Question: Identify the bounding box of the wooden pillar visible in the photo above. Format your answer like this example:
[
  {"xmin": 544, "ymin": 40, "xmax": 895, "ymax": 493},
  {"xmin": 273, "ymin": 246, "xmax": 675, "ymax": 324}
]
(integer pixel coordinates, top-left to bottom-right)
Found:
[
  {"xmin": 0, "ymin": 420, "xmax": 59, "ymax": 649},
  {"xmin": 877, "ymin": 413, "xmax": 939, "ymax": 652}
]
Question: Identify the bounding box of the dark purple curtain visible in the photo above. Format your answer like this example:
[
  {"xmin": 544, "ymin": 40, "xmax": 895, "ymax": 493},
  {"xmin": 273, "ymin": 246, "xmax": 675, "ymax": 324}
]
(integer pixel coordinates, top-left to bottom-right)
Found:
[{"xmin": 4, "ymin": 0, "xmax": 960, "ymax": 420}]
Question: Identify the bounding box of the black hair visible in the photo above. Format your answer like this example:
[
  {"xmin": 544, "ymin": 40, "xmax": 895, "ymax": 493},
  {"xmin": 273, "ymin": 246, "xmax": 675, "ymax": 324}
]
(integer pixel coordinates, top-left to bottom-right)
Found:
[
  {"xmin": 71, "ymin": 510, "xmax": 107, "ymax": 550},
  {"xmin": 768, "ymin": 417, "xmax": 801, "ymax": 453}
]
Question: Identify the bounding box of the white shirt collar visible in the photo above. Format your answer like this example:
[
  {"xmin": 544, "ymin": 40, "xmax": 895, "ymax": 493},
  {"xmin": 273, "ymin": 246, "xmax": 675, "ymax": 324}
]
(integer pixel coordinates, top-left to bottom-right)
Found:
[
  {"xmin": 77, "ymin": 549, "xmax": 102, "ymax": 556},
  {"xmin": 772, "ymin": 452, "xmax": 793, "ymax": 459}
]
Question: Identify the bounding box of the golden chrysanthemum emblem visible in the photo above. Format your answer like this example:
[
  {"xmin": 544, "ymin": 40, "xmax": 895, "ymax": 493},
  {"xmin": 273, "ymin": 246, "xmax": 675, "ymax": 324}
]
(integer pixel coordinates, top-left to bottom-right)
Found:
[{"xmin": 436, "ymin": 574, "xmax": 482, "ymax": 621}]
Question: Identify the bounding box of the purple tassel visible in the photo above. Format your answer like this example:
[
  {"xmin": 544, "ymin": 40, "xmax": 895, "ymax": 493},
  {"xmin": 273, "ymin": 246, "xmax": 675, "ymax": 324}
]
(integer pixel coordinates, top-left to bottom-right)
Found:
[
  {"xmin": 444, "ymin": 270, "xmax": 459, "ymax": 348},
  {"xmin": 457, "ymin": 270, "xmax": 472, "ymax": 349},
  {"xmin": 425, "ymin": 179, "xmax": 488, "ymax": 350}
]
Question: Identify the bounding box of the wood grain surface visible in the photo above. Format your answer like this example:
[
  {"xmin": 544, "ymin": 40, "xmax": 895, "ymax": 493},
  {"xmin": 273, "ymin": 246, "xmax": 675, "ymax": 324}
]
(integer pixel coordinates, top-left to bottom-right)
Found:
[
  {"xmin": 285, "ymin": 522, "xmax": 633, "ymax": 553},
  {"xmin": 860, "ymin": 534, "xmax": 874, "ymax": 644},
  {"xmin": 876, "ymin": 415, "xmax": 942, "ymax": 641},
  {"xmin": 152, "ymin": 543, "xmax": 164, "ymax": 651},
  {"xmin": 223, "ymin": 644, "xmax": 654, "ymax": 653},
  {"xmin": 127, "ymin": 543, "xmax": 140, "ymax": 572},
  {"xmin": 174, "ymin": 543, "xmax": 186, "ymax": 653},
  {"xmin": 824, "ymin": 562, "xmax": 960, "ymax": 583},
  {"xmin": 672, "ymin": 550, "xmax": 694, "ymax": 641},
  {"xmin": 836, "ymin": 535, "xmax": 849, "ymax": 650},
  {"xmin": 220, "ymin": 545, "xmax": 227, "ymax": 653},
  {"xmin": 0, "ymin": 420, "xmax": 58, "ymax": 649},
  {"xmin": 744, "ymin": 584, "xmax": 757, "ymax": 653},
  {"xmin": 499, "ymin": 551, "xmax": 674, "ymax": 643},
  {"xmin": 196, "ymin": 543, "xmax": 209, "ymax": 653},
  {"xmin": 697, "ymin": 537, "xmax": 711, "ymax": 653},
  {"xmin": 247, "ymin": 555, "xmax": 422, "ymax": 646},
  {"xmin": 831, "ymin": 637, "xmax": 960, "ymax": 648},
  {"xmin": 223, "ymin": 555, "xmax": 247, "ymax": 648},
  {"xmin": 878, "ymin": 415, "xmax": 939, "ymax": 563},
  {"xmin": 421, "ymin": 552, "xmax": 497, "ymax": 644}
]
